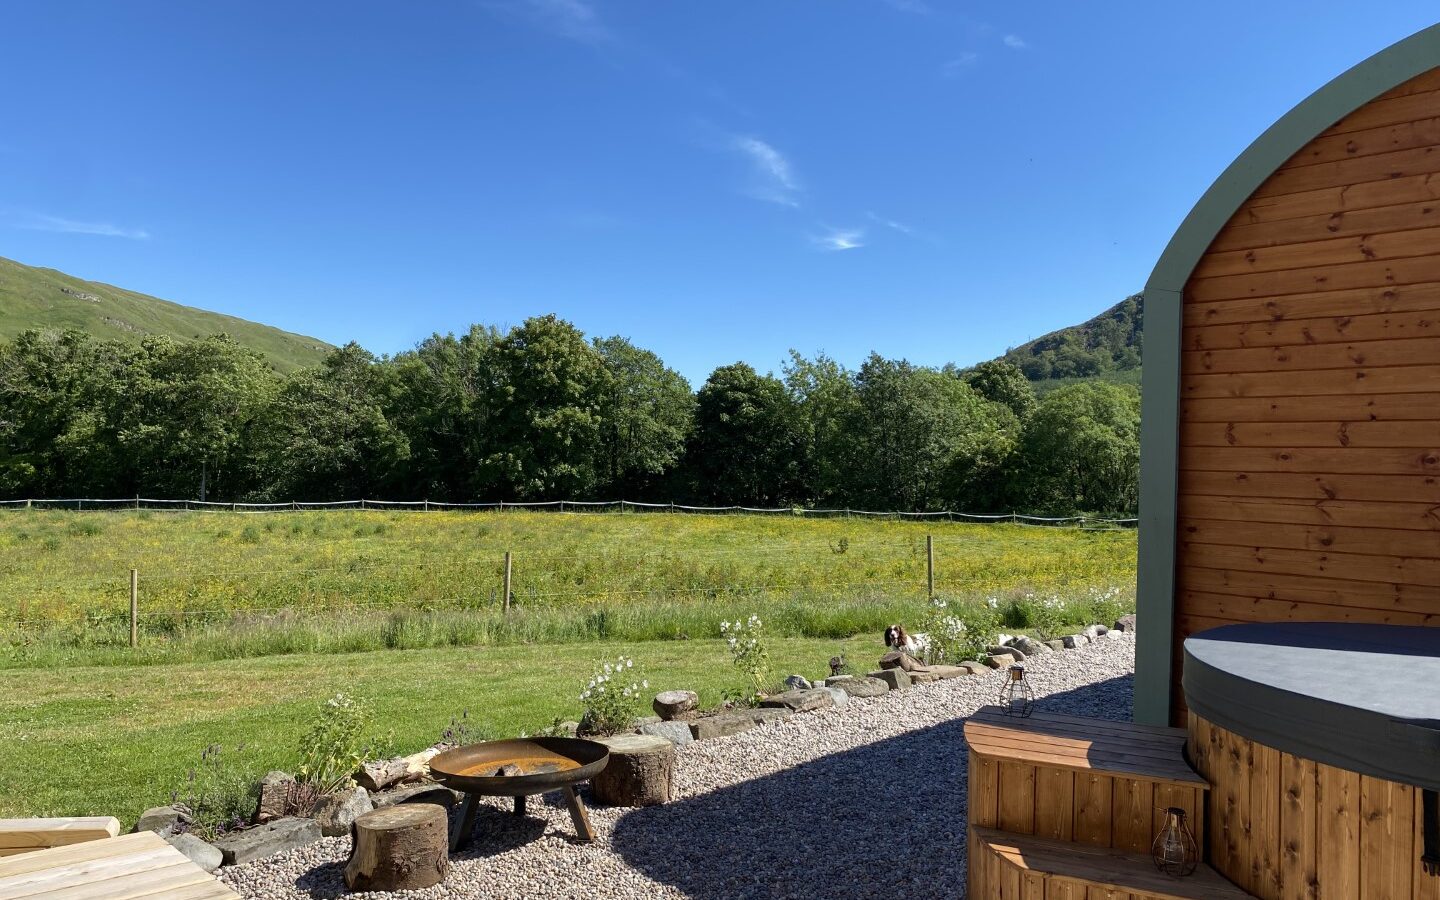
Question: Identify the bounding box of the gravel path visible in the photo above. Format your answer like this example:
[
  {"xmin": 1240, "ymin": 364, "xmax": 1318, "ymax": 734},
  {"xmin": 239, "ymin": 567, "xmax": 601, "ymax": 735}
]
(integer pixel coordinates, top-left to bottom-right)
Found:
[{"xmin": 221, "ymin": 634, "xmax": 1135, "ymax": 900}]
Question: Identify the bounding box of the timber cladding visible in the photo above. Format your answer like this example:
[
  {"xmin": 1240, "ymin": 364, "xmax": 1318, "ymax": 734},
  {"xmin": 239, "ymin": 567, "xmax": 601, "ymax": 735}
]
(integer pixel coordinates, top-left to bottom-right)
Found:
[
  {"xmin": 1187, "ymin": 713, "xmax": 1437, "ymax": 900},
  {"xmin": 1170, "ymin": 65, "xmax": 1440, "ymax": 721}
]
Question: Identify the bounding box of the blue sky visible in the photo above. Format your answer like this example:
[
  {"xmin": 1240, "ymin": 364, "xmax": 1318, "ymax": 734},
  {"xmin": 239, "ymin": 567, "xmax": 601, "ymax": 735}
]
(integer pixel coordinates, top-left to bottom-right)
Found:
[{"xmin": 3, "ymin": 2, "xmax": 1436, "ymax": 384}]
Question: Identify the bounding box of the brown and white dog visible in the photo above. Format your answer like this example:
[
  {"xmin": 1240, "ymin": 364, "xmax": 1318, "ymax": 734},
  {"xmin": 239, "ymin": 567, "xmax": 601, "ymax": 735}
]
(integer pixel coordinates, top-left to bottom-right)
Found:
[{"xmin": 884, "ymin": 624, "xmax": 931, "ymax": 657}]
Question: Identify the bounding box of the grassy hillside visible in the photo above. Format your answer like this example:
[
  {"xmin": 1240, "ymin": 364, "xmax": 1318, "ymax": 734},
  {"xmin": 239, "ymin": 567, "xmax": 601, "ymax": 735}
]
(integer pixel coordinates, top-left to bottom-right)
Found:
[
  {"xmin": 0, "ymin": 256, "xmax": 332, "ymax": 372},
  {"xmin": 997, "ymin": 294, "xmax": 1143, "ymax": 392}
]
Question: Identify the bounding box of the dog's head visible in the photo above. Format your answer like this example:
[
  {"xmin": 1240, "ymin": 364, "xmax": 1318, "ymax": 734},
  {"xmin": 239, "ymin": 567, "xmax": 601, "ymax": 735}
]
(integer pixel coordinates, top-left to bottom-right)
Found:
[{"xmin": 884, "ymin": 624, "xmax": 907, "ymax": 649}]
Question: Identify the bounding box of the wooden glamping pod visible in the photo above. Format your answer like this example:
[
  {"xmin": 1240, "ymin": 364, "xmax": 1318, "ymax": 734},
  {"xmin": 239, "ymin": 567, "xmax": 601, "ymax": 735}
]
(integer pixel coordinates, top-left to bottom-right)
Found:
[{"xmin": 1134, "ymin": 21, "xmax": 1440, "ymax": 900}]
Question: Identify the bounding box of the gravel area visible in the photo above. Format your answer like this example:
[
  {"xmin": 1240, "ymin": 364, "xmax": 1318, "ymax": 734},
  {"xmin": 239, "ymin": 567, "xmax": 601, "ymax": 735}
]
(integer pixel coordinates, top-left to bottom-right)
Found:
[{"xmin": 221, "ymin": 633, "xmax": 1135, "ymax": 900}]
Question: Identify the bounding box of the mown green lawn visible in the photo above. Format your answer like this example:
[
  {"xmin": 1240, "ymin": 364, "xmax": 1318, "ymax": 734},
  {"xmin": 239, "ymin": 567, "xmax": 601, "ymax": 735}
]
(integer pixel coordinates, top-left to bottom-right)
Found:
[{"xmin": 0, "ymin": 636, "xmax": 875, "ymax": 826}]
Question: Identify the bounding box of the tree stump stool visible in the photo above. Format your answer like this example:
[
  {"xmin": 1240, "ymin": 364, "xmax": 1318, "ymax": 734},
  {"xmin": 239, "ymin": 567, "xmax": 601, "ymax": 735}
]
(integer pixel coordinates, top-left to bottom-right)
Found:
[
  {"xmin": 344, "ymin": 804, "xmax": 449, "ymax": 892},
  {"xmin": 591, "ymin": 734, "xmax": 675, "ymax": 807}
]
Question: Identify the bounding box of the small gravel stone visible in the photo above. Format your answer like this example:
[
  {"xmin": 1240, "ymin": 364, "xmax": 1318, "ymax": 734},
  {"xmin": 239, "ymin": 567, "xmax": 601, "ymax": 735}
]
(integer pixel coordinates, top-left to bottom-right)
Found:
[{"xmin": 221, "ymin": 635, "xmax": 1136, "ymax": 900}]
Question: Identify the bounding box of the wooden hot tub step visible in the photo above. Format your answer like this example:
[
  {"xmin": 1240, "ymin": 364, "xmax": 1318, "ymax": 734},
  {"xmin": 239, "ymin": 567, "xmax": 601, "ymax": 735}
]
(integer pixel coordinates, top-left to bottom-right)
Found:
[
  {"xmin": 965, "ymin": 707, "xmax": 1209, "ymax": 854},
  {"xmin": 970, "ymin": 826, "xmax": 1254, "ymax": 899}
]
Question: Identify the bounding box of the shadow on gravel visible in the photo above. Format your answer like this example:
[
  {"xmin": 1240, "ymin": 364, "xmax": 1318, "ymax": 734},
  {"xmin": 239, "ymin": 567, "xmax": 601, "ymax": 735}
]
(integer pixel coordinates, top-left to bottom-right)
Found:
[{"xmin": 609, "ymin": 675, "xmax": 1133, "ymax": 900}]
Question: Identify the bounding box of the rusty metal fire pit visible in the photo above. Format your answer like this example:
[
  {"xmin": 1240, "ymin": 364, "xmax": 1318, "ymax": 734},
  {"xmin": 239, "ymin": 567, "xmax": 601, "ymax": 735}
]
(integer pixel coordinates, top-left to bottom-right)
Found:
[{"xmin": 428, "ymin": 737, "xmax": 610, "ymax": 850}]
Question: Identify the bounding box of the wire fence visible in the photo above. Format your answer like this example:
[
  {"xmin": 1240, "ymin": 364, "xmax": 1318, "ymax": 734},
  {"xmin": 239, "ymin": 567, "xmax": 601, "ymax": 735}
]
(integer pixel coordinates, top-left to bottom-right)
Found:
[{"xmin": 0, "ymin": 496, "xmax": 1137, "ymax": 527}]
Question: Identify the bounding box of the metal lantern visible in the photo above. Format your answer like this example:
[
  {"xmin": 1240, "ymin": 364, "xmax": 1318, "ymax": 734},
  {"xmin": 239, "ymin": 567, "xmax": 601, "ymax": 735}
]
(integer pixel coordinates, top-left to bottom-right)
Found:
[
  {"xmin": 1152, "ymin": 807, "xmax": 1199, "ymax": 877},
  {"xmin": 999, "ymin": 664, "xmax": 1033, "ymax": 717}
]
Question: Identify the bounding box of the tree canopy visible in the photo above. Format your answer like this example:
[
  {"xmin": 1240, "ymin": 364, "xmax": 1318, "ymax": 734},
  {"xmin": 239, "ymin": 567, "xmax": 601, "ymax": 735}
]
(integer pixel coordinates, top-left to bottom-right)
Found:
[{"xmin": 0, "ymin": 322, "xmax": 1141, "ymax": 514}]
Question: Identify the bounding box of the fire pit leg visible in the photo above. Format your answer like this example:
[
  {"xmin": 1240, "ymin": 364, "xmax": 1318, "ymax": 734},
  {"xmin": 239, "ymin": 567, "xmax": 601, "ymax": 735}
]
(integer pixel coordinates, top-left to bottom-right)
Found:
[
  {"xmin": 514, "ymin": 795, "xmax": 527, "ymax": 817},
  {"xmin": 450, "ymin": 793, "xmax": 480, "ymax": 852},
  {"xmin": 562, "ymin": 785, "xmax": 595, "ymax": 842}
]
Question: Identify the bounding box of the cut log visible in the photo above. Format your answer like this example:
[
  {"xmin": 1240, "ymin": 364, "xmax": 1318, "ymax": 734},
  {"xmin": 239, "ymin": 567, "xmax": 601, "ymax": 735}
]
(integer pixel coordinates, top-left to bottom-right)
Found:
[
  {"xmin": 354, "ymin": 746, "xmax": 442, "ymax": 793},
  {"xmin": 344, "ymin": 805, "xmax": 449, "ymax": 892},
  {"xmin": 592, "ymin": 734, "xmax": 674, "ymax": 807},
  {"xmin": 651, "ymin": 690, "xmax": 698, "ymax": 721}
]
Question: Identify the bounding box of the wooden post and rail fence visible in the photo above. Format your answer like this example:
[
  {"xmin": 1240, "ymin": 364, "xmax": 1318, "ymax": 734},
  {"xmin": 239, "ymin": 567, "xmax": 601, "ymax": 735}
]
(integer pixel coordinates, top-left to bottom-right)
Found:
[{"xmin": 119, "ymin": 535, "xmax": 943, "ymax": 647}]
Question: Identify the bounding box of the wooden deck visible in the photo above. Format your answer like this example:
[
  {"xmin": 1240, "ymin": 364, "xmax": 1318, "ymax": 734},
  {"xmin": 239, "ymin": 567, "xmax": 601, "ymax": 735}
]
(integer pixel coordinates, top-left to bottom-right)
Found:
[
  {"xmin": 0, "ymin": 831, "xmax": 239, "ymax": 899},
  {"xmin": 0, "ymin": 818, "xmax": 120, "ymax": 858}
]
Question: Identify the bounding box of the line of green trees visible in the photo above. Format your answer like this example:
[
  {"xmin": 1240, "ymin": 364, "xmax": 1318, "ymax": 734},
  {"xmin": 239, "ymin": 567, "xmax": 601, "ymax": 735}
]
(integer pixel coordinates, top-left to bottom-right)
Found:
[{"xmin": 0, "ymin": 316, "xmax": 1141, "ymax": 513}]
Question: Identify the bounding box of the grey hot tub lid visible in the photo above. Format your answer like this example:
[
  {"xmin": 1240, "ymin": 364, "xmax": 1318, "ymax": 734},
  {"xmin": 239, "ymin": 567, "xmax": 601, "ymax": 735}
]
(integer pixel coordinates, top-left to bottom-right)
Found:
[{"xmin": 1183, "ymin": 622, "xmax": 1440, "ymax": 792}]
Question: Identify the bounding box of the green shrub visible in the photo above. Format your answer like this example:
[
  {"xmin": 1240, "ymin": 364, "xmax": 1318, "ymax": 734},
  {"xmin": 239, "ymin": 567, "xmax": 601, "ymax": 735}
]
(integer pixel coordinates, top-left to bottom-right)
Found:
[
  {"xmin": 720, "ymin": 614, "xmax": 769, "ymax": 699},
  {"xmin": 174, "ymin": 743, "xmax": 257, "ymax": 840},
  {"xmin": 67, "ymin": 520, "xmax": 101, "ymax": 537},
  {"xmin": 578, "ymin": 655, "xmax": 647, "ymax": 736},
  {"xmin": 296, "ymin": 693, "xmax": 383, "ymax": 794}
]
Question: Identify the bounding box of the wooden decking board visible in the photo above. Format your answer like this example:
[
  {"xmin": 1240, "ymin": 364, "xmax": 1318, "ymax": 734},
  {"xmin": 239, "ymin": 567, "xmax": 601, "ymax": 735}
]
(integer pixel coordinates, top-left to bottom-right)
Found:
[
  {"xmin": 969, "ymin": 706, "xmax": 1191, "ymax": 742},
  {"xmin": 970, "ymin": 826, "xmax": 1252, "ymax": 899},
  {"xmin": 965, "ymin": 715, "xmax": 1191, "ymax": 754},
  {"xmin": 964, "ymin": 729, "xmax": 1207, "ymax": 783},
  {"xmin": 0, "ymin": 833, "xmax": 237, "ymax": 900},
  {"xmin": 0, "ymin": 820, "xmax": 120, "ymax": 856}
]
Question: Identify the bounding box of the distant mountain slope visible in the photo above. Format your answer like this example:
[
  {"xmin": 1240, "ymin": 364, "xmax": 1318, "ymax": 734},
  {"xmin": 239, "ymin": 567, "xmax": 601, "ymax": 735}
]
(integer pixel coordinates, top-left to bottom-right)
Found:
[
  {"xmin": 0, "ymin": 256, "xmax": 332, "ymax": 372},
  {"xmin": 997, "ymin": 294, "xmax": 1143, "ymax": 392}
]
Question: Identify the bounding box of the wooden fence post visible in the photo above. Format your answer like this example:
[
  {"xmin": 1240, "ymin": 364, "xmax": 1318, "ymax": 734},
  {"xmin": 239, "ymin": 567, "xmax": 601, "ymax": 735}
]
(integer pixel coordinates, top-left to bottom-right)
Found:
[
  {"xmin": 129, "ymin": 568, "xmax": 139, "ymax": 648},
  {"xmin": 926, "ymin": 535, "xmax": 935, "ymax": 599},
  {"xmin": 503, "ymin": 552, "xmax": 513, "ymax": 613}
]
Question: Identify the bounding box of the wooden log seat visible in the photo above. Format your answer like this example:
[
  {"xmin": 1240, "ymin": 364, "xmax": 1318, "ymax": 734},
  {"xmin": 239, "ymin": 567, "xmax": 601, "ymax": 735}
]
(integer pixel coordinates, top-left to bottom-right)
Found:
[
  {"xmin": 344, "ymin": 804, "xmax": 449, "ymax": 893},
  {"xmin": 0, "ymin": 817, "xmax": 121, "ymax": 858},
  {"xmin": 970, "ymin": 826, "xmax": 1252, "ymax": 899},
  {"xmin": 591, "ymin": 734, "xmax": 675, "ymax": 807}
]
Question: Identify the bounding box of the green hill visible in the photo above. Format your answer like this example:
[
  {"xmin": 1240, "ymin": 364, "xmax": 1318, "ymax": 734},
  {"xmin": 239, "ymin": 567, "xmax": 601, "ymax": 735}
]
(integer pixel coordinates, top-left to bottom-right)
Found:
[
  {"xmin": 0, "ymin": 256, "xmax": 332, "ymax": 372},
  {"xmin": 997, "ymin": 294, "xmax": 1142, "ymax": 394}
]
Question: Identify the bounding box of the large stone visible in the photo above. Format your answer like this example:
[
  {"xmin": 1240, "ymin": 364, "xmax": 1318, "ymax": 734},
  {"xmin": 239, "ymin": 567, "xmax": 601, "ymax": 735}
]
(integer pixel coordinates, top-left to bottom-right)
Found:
[
  {"xmin": 652, "ymin": 690, "xmax": 699, "ymax": 721},
  {"xmin": 744, "ymin": 707, "xmax": 793, "ymax": 726},
  {"xmin": 555, "ymin": 720, "xmax": 581, "ymax": 736},
  {"xmin": 688, "ymin": 712, "xmax": 757, "ymax": 741},
  {"xmin": 910, "ymin": 671, "xmax": 939, "ymax": 684},
  {"xmin": 639, "ymin": 720, "xmax": 695, "ymax": 746},
  {"xmin": 783, "ymin": 675, "xmax": 812, "ymax": 691},
  {"xmin": 133, "ymin": 804, "xmax": 190, "ymax": 836},
  {"xmin": 166, "ymin": 833, "xmax": 223, "ymax": 874},
  {"xmin": 1012, "ymin": 636, "xmax": 1048, "ymax": 656},
  {"xmin": 822, "ymin": 686, "xmax": 850, "ymax": 708},
  {"xmin": 371, "ymin": 782, "xmax": 458, "ymax": 810},
  {"xmin": 759, "ymin": 688, "xmax": 834, "ymax": 713},
  {"xmin": 254, "ymin": 771, "xmax": 295, "ymax": 824},
  {"xmin": 313, "ymin": 786, "xmax": 372, "ymax": 837},
  {"xmin": 987, "ymin": 645, "xmax": 1024, "ymax": 661},
  {"xmin": 1082, "ymin": 624, "xmax": 1104, "ymax": 640},
  {"xmin": 928, "ymin": 665, "xmax": 969, "ymax": 679},
  {"xmin": 1114, "ymin": 614, "xmax": 1137, "ymax": 633},
  {"xmin": 823, "ymin": 675, "xmax": 853, "ymax": 685},
  {"xmin": 984, "ymin": 653, "xmax": 1017, "ymax": 669},
  {"xmin": 1063, "ymin": 634, "xmax": 1090, "ymax": 649},
  {"xmin": 1044, "ymin": 639, "xmax": 1067, "ymax": 652},
  {"xmin": 214, "ymin": 817, "xmax": 321, "ymax": 866},
  {"xmin": 959, "ymin": 661, "xmax": 990, "ymax": 675},
  {"xmin": 869, "ymin": 668, "xmax": 911, "ymax": 690},
  {"xmin": 830, "ymin": 676, "xmax": 889, "ymax": 698}
]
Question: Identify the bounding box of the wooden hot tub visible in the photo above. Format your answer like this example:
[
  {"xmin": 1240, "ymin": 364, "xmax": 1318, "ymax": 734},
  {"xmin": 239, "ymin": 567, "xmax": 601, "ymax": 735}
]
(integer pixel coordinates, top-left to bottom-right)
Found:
[{"xmin": 1182, "ymin": 622, "xmax": 1440, "ymax": 899}]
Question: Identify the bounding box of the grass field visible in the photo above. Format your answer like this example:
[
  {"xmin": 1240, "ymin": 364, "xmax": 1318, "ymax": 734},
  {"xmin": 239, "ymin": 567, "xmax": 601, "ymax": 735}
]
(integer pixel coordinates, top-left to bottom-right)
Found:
[
  {"xmin": 0, "ymin": 509, "xmax": 1136, "ymax": 667},
  {"xmin": 0, "ymin": 510, "xmax": 1135, "ymax": 826},
  {"xmin": 0, "ymin": 637, "xmax": 878, "ymax": 826}
]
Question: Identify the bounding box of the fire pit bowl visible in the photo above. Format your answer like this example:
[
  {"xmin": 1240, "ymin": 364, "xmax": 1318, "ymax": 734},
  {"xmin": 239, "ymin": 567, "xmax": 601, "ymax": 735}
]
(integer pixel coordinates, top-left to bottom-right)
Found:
[{"xmin": 429, "ymin": 737, "xmax": 610, "ymax": 849}]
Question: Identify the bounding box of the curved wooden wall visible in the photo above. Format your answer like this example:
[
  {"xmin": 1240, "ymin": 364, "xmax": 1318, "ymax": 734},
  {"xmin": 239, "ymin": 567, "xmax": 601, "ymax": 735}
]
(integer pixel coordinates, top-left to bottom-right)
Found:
[
  {"xmin": 1187, "ymin": 713, "xmax": 1438, "ymax": 899},
  {"xmin": 1170, "ymin": 67, "xmax": 1440, "ymax": 719}
]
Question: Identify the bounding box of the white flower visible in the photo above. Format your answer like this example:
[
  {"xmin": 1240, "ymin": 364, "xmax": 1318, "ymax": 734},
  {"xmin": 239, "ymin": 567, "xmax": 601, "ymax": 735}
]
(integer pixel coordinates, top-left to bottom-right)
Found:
[
  {"xmin": 626, "ymin": 659, "xmax": 633, "ymax": 668},
  {"xmin": 603, "ymin": 664, "xmax": 612, "ymax": 675},
  {"xmin": 642, "ymin": 680, "xmax": 649, "ymax": 688}
]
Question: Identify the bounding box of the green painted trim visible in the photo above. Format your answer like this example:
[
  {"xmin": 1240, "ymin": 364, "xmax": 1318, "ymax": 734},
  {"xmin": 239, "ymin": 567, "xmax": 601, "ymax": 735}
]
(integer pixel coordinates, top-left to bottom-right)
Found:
[
  {"xmin": 1134, "ymin": 23, "xmax": 1440, "ymax": 725},
  {"xmin": 1135, "ymin": 288, "xmax": 1181, "ymax": 726}
]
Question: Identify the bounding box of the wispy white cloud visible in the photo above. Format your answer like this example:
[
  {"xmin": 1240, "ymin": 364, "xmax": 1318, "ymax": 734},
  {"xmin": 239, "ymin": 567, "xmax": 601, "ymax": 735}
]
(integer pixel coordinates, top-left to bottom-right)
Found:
[
  {"xmin": 1003, "ymin": 34, "xmax": 1028, "ymax": 49},
  {"xmin": 812, "ymin": 227, "xmax": 864, "ymax": 251},
  {"xmin": 940, "ymin": 51, "xmax": 979, "ymax": 77},
  {"xmin": 503, "ymin": 0, "xmax": 611, "ymax": 44},
  {"xmin": 731, "ymin": 135, "xmax": 801, "ymax": 207},
  {"xmin": 866, "ymin": 211, "xmax": 913, "ymax": 236},
  {"xmin": 6, "ymin": 211, "xmax": 150, "ymax": 240}
]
